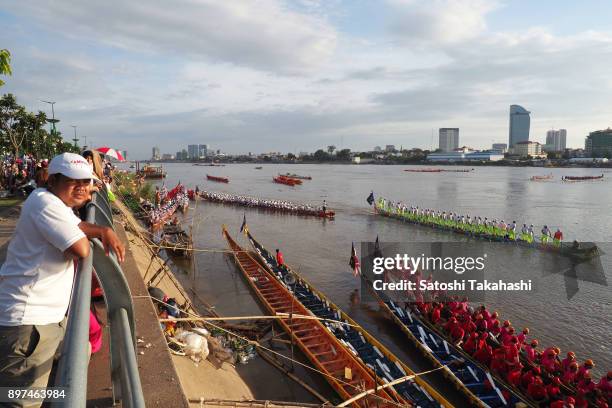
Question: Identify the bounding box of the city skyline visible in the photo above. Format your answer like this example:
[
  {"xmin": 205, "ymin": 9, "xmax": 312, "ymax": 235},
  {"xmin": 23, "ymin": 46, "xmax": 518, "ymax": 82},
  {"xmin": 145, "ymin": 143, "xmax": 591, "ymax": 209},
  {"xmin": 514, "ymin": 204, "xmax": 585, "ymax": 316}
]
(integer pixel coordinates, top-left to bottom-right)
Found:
[{"xmin": 3, "ymin": 1, "xmax": 612, "ymax": 159}]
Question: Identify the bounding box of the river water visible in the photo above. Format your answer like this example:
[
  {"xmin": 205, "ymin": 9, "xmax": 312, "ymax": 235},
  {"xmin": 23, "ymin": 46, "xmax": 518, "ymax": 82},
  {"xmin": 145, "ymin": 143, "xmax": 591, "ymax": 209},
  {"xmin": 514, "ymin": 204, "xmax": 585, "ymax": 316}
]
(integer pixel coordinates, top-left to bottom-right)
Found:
[{"xmin": 133, "ymin": 163, "xmax": 611, "ymax": 385}]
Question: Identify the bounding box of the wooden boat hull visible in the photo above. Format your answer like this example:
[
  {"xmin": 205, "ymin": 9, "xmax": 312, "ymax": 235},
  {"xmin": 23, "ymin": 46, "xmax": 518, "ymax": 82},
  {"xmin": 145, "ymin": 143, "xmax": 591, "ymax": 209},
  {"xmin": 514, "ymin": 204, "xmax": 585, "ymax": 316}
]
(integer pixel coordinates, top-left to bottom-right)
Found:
[
  {"xmin": 375, "ymin": 207, "xmax": 601, "ymax": 260},
  {"xmin": 222, "ymin": 227, "xmax": 399, "ymax": 408},
  {"xmin": 246, "ymin": 231, "xmax": 452, "ymax": 408},
  {"xmin": 207, "ymin": 175, "xmax": 229, "ymax": 183}
]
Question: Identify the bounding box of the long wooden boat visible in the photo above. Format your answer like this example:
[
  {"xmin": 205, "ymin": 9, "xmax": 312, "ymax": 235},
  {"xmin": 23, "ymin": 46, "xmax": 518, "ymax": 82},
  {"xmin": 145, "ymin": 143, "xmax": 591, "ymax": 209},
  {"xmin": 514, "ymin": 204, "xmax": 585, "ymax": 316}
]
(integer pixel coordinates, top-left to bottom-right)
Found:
[
  {"xmin": 206, "ymin": 174, "xmax": 229, "ymax": 183},
  {"xmin": 281, "ymin": 173, "xmax": 312, "ymax": 180},
  {"xmin": 222, "ymin": 228, "xmax": 402, "ymax": 408},
  {"xmin": 358, "ymin": 270, "xmax": 533, "ymax": 407},
  {"xmin": 404, "ymin": 169, "xmax": 442, "ymax": 173},
  {"xmin": 246, "ymin": 231, "xmax": 452, "ymax": 408},
  {"xmin": 138, "ymin": 165, "xmax": 166, "ymax": 179},
  {"xmin": 273, "ymin": 176, "xmax": 298, "ymax": 186},
  {"xmin": 161, "ymin": 225, "xmax": 193, "ymax": 259},
  {"xmin": 374, "ymin": 205, "xmax": 601, "ymax": 261},
  {"xmin": 530, "ymin": 174, "xmax": 553, "ymax": 181},
  {"xmin": 562, "ymin": 174, "xmax": 604, "ymax": 182},
  {"xmin": 198, "ymin": 191, "xmax": 335, "ymax": 219}
]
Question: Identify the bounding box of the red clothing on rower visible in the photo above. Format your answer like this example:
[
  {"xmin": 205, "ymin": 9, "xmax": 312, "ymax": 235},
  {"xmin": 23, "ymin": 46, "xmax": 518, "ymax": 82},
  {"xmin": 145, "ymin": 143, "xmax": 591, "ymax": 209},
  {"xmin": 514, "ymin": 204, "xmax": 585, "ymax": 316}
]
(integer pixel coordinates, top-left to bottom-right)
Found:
[
  {"xmin": 276, "ymin": 251, "xmax": 284, "ymax": 266},
  {"xmin": 597, "ymin": 376, "xmax": 612, "ymax": 397},
  {"xmin": 506, "ymin": 367, "xmax": 522, "ymax": 387},
  {"xmin": 521, "ymin": 370, "xmax": 537, "ymax": 388},
  {"xmin": 525, "ymin": 344, "xmax": 538, "ymax": 362},
  {"xmin": 490, "ymin": 355, "xmax": 507, "ymax": 377},
  {"xmin": 577, "ymin": 378, "xmax": 596, "ymax": 395},
  {"xmin": 430, "ymin": 306, "xmax": 441, "ymax": 324},
  {"xmin": 563, "ymin": 369, "xmax": 578, "ymax": 384},
  {"xmin": 450, "ymin": 325, "xmax": 465, "ymax": 343},
  {"xmin": 463, "ymin": 333, "xmax": 479, "ymax": 355},
  {"xmin": 474, "ymin": 344, "xmax": 492, "ymax": 366},
  {"xmin": 549, "ymin": 400, "xmax": 566, "ymax": 408},
  {"xmin": 563, "ymin": 356, "xmax": 577, "ymax": 372},
  {"xmin": 554, "ymin": 230, "xmax": 563, "ymax": 240},
  {"xmin": 527, "ymin": 377, "xmax": 548, "ymax": 401}
]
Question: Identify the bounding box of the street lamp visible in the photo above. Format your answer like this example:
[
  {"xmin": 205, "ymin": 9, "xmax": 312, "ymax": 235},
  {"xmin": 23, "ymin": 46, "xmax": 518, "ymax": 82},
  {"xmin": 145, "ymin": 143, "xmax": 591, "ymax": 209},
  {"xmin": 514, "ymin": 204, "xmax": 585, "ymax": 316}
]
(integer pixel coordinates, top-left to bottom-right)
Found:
[
  {"xmin": 71, "ymin": 125, "xmax": 79, "ymax": 148},
  {"xmin": 40, "ymin": 100, "xmax": 59, "ymax": 136}
]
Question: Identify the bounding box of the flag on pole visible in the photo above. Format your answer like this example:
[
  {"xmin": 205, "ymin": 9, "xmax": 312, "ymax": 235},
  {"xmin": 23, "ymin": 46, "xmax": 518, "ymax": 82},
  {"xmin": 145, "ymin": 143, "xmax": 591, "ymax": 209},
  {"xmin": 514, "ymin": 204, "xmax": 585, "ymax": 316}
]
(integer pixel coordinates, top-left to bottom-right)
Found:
[
  {"xmin": 240, "ymin": 214, "xmax": 248, "ymax": 235},
  {"xmin": 374, "ymin": 235, "xmax": 382, "ymax": 258},
  {"xmin": 366, "ymin": 191, "xmax": 375, "ymax": 205},
  {"xmin": 349, "ymin": 242, "xmax": 361, "ymax": 277}
]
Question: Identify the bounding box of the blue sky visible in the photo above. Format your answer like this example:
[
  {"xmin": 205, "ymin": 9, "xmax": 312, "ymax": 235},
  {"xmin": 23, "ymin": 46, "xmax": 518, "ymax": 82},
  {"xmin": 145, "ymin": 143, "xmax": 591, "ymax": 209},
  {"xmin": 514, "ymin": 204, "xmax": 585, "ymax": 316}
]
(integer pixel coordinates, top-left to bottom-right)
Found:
[{"xmin": 2, "ymin": 1, "xmax": 612, "ymax": 159}]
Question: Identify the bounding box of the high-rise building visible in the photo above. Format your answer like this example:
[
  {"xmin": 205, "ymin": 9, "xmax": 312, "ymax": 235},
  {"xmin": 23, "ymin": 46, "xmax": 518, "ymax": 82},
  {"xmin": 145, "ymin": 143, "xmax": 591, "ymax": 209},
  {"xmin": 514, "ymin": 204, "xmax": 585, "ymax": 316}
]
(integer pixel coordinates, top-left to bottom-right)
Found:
[
  {"xmin": 199, "ymin": 144, "xmax": 209, "ymax": 157},
  {"xmin": 585, "ymin": 128, "xmax": 612, "ymax": 157},
  {"xmin": 152, "ymin": 147, "xmax": 160, "ymax": 160},
  {"xmin": 509, "ymin": 105, "xmax": 530, "ymax": 147},
  {"xmin": 438, "ymin": 128, "xmax": 459, "ymax": 152},
  {"xmin": 545, "ymin": 129, "xmax": 567, "ymax": 152},
  {"xmin": 187, "ymin": 144, "xmax": 200, "ymax": 159}
]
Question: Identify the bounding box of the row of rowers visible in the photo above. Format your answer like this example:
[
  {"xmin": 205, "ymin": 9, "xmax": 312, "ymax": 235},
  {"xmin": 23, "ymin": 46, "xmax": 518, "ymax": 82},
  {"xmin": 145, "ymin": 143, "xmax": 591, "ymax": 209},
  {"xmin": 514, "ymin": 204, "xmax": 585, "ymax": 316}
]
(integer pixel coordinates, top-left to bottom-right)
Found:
[
  {"xmin": 413, "ymin": 297, "xmax": 610, "ymax": 407},
  {"xmin": 196, "ymin": 190, "xmax": 327, "ymax": 213},
  {"xmin": 377, "ymin": 198, "xmax": 564, "ymax": 244}
]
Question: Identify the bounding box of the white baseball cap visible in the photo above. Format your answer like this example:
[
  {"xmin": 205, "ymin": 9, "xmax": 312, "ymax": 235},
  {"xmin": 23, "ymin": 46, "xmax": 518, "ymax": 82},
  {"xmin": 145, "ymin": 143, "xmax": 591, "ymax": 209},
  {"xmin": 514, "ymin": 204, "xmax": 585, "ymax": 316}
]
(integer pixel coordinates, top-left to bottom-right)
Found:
[{"xmin": 48, "ymin": 153, "xmax": 99, "ymax": 180}]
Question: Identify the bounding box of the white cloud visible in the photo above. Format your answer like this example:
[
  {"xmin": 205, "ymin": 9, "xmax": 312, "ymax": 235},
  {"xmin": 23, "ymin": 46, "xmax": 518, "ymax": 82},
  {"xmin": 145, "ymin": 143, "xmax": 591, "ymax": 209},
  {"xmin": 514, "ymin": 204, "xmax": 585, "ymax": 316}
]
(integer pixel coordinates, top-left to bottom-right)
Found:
[
  {"xmin": 388, "ymin": 0, "xmax": 499, "ymax": 44},
  {"xmin": 5, "ymin": 0, "xmax": 337, "ymax": 74}
]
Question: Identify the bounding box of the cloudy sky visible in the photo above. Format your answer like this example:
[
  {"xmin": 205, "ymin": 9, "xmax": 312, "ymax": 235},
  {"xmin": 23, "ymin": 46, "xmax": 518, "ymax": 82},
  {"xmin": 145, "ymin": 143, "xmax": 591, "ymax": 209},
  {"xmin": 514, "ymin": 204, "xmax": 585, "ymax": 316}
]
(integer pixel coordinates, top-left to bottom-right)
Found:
[{"xmin": 2, "ymin": 0, "xmax": 612, "ymax": 159}]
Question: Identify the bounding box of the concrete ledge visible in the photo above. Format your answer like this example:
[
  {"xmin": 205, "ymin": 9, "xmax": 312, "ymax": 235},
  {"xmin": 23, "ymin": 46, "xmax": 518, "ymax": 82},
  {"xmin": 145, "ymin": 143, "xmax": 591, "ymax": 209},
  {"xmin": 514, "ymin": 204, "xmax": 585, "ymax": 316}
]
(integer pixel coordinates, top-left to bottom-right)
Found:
[{"xmin": 87, "ymin": 220, "xmax": 189, "ymax": 407}]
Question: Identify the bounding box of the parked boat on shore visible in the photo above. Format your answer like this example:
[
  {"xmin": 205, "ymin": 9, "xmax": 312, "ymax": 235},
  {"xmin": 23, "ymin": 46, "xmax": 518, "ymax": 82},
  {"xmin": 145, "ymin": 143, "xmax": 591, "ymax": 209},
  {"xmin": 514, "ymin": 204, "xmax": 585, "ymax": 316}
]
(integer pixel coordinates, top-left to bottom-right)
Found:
[
  {"xmin": 161, "ymin": 224, "xmax": 193, "ymax": 259},
  {"xmin": 222, "ymin": 227, "xmax": 401, "ymax": 408},
  {"xmin": 207, "ymin": 174, "xmax": 229, "ymax": 183},
  {"xmin": 245, "ymin": 230, "xmax": 452, "ymax": 407}
]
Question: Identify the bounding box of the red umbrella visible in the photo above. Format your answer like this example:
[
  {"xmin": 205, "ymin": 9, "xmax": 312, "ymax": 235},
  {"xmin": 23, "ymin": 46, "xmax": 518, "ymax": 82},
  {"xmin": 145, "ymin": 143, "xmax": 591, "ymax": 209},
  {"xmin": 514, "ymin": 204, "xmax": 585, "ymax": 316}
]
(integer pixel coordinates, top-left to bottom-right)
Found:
[{"xmin": 95, "ymin": 147, "xmax": 125, "ymax": 161}]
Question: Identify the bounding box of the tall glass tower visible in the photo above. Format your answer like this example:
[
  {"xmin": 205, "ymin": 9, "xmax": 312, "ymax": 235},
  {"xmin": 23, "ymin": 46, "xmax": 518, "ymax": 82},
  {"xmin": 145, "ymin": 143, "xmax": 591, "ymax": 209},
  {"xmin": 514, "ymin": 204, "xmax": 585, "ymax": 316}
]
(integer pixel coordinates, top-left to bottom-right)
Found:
[{"xmin": 509, "ymin": 105, "xmax": 530, "ymax": 147}]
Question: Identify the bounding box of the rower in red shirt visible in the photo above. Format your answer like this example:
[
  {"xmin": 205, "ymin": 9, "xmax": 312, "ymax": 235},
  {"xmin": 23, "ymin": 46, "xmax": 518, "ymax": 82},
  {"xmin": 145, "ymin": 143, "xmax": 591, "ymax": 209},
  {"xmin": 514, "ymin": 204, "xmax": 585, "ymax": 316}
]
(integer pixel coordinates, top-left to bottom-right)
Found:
[
  {"xmin": 577, "ymin": 359, "xmax": 595, "ymax": 382},
  {"xmin": 577, "ymin": 374, "xmax": 596, "ymax": 395},
  {"xmin": 475, "ymin": 314, "xmax": 488, "ymax": 332},
  {"xmin": 563, "ymin": 351, "xmax": 577, "ymax": 372},
  {"xmin": 597, "ymin": 371, "xmax": 612, "ymax": 398},
  {"xmin": 490, "ymin": 349, "xmax": 508, "ymax": 377},
  {"xmin": 474, "ymin": 343, "xmax": 493, "ymax": 366},
  {"xmin": 275, "ymin": 249, "xmax": 284, "ymax": 267},
  {"xmin": 521, "ymin": 367, "xmax": 540, "ymax": 389},
  {"xmin": 463, "ymin": 332, "xmax": 479, "ymax": 355},
  {"xmin": 563, "ymin": 362, "xmax": 579, "ymax": 385},
  {"xmin": 430, "ymin": 304, "xmax": 442, "ymax": 324},
  {"xmin": 517, "ymin": 327, "xmax": 529, "ymax": 345},
  {"xmin": 527, "ymin": 376, "xmax": 548, "ymax": 402},
  {"xmin": 506, "ymin": 362, "xmax": 523, "ymax": 387},
  {"xmin": 490, "ymin": 321, "xmax": 501, "ymax": 337},
  {"xmin": 547, "ymin": 377, "xmax": 563, "ymax": 400},
  {"xmin": 524, "ymin": 339, "xmax": 539, "ymax": 362}
]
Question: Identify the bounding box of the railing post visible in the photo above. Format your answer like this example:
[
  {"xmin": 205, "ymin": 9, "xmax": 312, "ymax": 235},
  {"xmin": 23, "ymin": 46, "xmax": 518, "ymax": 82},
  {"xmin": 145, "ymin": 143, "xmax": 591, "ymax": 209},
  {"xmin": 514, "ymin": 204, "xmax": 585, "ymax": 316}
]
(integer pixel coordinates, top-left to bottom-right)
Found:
[{"xmin": 54, "ymin": 247, "xmax": 93, "ymax": 407}]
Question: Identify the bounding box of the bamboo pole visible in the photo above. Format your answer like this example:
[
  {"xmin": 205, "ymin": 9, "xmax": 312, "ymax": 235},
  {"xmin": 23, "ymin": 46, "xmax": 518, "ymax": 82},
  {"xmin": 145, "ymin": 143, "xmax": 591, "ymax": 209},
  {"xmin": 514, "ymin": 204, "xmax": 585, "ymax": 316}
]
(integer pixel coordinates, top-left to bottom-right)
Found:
[{"xmin": 158, "ymin": 313, "xmax": 357, "ymax": 326}]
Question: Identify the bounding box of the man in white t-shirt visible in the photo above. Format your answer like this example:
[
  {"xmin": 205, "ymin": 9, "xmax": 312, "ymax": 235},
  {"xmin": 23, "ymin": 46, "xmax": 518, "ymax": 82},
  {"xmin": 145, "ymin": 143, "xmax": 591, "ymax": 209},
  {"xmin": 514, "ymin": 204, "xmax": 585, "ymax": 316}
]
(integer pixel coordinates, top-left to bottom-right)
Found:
[{"xmin": 0, "ymin": 153, "xmax": 125, "ymax": 404}]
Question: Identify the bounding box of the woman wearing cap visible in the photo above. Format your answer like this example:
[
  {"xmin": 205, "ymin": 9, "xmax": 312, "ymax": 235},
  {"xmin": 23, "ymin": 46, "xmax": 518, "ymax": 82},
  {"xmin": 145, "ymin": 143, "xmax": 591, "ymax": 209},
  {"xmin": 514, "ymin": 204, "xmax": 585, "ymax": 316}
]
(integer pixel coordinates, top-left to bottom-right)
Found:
[{"xmin": 0, "ymin": 153, "xmax": 126, "ymax": 395}]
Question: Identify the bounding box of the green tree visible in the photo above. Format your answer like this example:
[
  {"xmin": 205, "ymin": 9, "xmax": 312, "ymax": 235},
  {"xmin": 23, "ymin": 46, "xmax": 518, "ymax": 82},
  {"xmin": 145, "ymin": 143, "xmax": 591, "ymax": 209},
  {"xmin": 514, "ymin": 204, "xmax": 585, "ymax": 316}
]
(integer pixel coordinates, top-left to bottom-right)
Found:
[
  {"xmin": 327, "ymin": 145, "xmax": 336, "ymax": 155},
  {"xmin": 0, "ymin": 49, "xmax": 11, "ymax": 87},
  {"xmin": 313, "ymin": 149, "xmax": 330, "ymax": 161},
  {"xmin": 336, "ymin": 148, "xmax": 351, "ymax": 161}
]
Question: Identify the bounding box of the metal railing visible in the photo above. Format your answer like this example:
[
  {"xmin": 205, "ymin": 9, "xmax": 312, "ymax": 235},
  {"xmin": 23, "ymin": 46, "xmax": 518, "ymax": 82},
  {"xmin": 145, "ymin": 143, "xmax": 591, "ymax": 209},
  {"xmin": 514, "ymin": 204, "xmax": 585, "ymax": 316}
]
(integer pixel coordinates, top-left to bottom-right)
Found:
[{"xmin": 55, "ymin": 188, "xmax": 145, "ymax": 407}]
